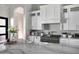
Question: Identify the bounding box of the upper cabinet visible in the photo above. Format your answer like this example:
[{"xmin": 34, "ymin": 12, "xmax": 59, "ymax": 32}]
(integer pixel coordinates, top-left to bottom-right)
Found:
[
  {"xmin": 30, "ymin": 5, "xmax": 62, "ymax": 30},
  {"xmin": 40, "ymin": 4, "xmax": 61, "ymax": 23},
  {"xmin": 31, "ymin": 10, "xmax": 41, "ymax": 30},
  {"xmin": 63, "ymin": 5, "xmax": 79, "ymax": 30}
]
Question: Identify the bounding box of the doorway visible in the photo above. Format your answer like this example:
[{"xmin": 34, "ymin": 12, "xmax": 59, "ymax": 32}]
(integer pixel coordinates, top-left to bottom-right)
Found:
[{"xmin": 14, "ymin": 7, "xmax": 25, "ymax": 40}]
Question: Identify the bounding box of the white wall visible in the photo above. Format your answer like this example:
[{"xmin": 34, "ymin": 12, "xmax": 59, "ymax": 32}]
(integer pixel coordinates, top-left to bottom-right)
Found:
[{"xmin": 0, "ymin": 5, "xmax": 9, "ymax": 17}]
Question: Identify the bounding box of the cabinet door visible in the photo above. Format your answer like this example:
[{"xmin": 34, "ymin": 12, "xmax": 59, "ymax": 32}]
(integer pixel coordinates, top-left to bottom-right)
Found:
[
  {"xmin": 40, "ymin": 5, "xmax": 47, "ymax": 20},
  {"xmin": 54, "ymin": 5, "xmax": 61, "ymax": 19},
  {"xmin": 47, "ymin": 5, "xmax": 55, "ymax": 19},
  {"xmin": 40, "ymin": 4, "xmax": 61, "ymax": 20},
  {"xmin": 37, "ymin": 16, "xmax": 42, "ymax": 30},
  {"xmin": 40, "ymin": 5, "xmax": 55, "ymax": 20},
  {"xmin": 69, "ymin": 11, "xmax": 79, "ymax": 30},
  {"xmin": 32, "ymin": 16, "xmax": 37, "ymax": 29}
]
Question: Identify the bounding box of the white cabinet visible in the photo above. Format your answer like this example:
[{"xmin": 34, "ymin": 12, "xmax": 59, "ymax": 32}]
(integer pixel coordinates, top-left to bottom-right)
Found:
[
  {"xmin": 31, "ymin": 10, "xmax": 41, "ymax": 30},
  {"xmin": 31, "ymin": 15, "xmax": 37, "ymax": 29},
  {"xmin": 31, "ymin": 5, "xmax": 62, "ymax": 30},
  {"xmin": 60, "ymin": 38, "xmax": 79, "ymax": 47},
  {"xmin": 40, "ymin": 5, "xmax": 46, "ymax": 20},
  {"xmin": 63, "ymin": 5, "xmax": 79, "ymax": 30},
  {"xmin": 40, "ymin": 4, "xmax": 62, "ymax": 30},
  {"xmin": 40, "ymin": 4, "xmax": 61, "ymax": 23},
  {"xmin": 54, "ymin": 5, "xmax": 61, "ymax": 19}
]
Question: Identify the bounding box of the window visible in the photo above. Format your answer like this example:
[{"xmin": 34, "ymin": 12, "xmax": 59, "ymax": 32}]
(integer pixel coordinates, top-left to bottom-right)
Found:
[
  {"xmin": 0, "ymin": 17, "xmax": 8, "ymax": 40},
  {"xmin": 0, "ymin": 28, "xmax": 6, "ymax": 34},
  {"xmin": 0, "ymin": 19, "xmax": 5, "ymax": 26}
]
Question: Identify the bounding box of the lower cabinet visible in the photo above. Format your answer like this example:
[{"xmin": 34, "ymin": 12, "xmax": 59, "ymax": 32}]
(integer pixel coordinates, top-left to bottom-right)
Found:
[{"xmin": 60, "ymin": 38, "xmax": 79, "ymax": 48}]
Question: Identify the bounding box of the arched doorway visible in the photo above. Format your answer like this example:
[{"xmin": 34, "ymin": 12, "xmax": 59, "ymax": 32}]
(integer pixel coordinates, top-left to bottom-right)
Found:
[{"xmin": 13, "ymin": 7, "xmax": 25, "ymax": 40}]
